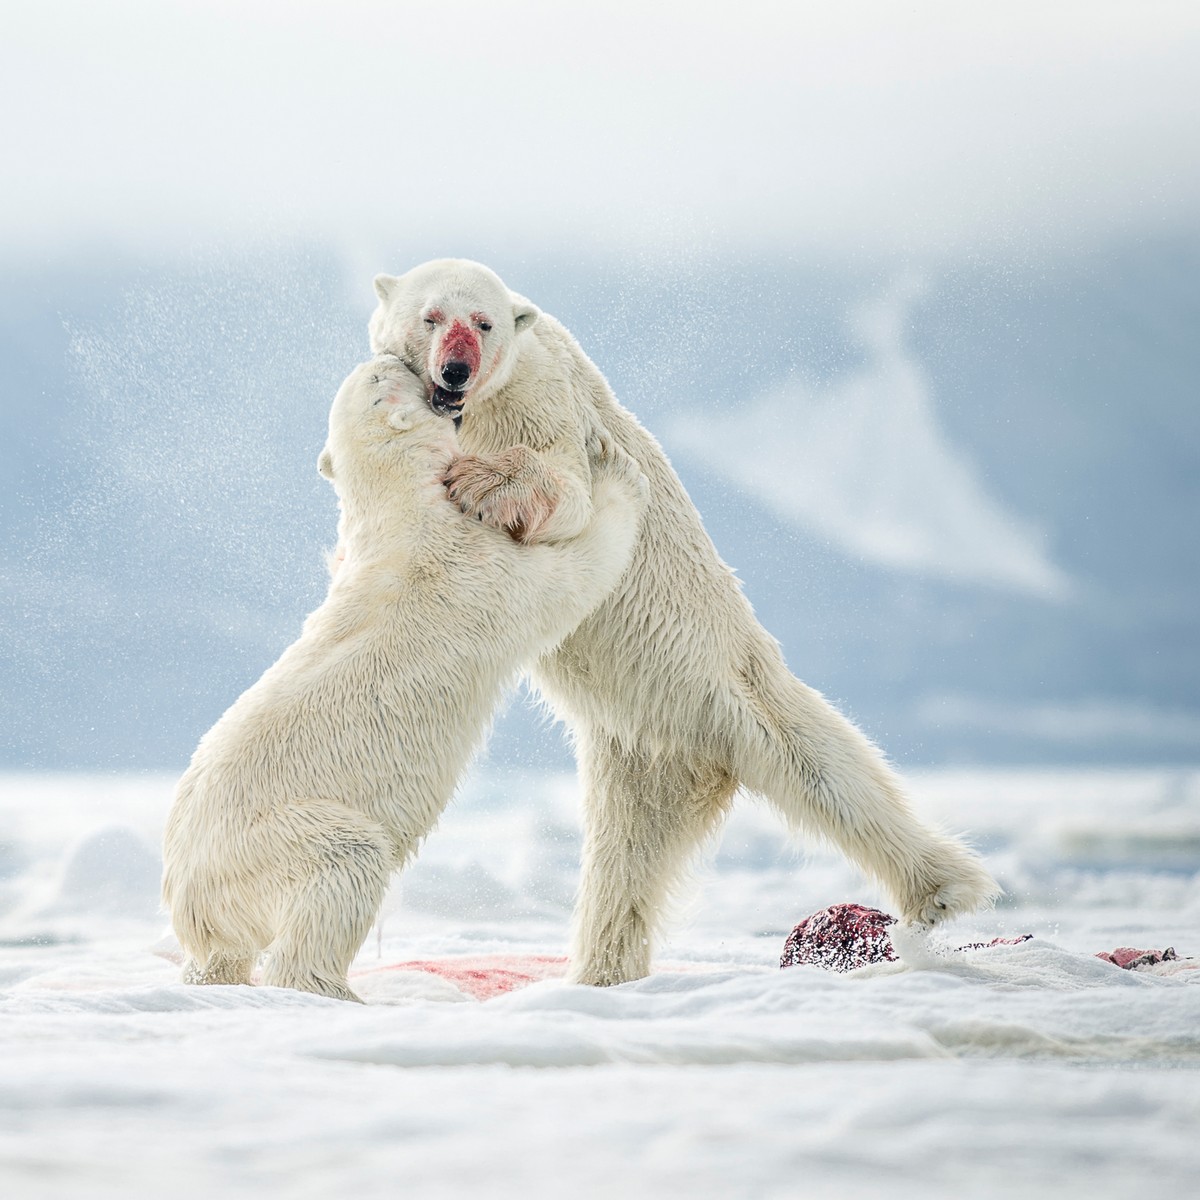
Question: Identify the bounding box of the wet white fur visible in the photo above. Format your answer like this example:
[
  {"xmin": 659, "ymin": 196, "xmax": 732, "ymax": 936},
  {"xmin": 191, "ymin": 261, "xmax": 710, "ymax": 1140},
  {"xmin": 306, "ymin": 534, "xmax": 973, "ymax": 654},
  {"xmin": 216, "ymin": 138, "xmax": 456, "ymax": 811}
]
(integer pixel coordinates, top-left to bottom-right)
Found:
[
  {"xmin": 162, "ymin": 356, "xmax": 647, "ymax": 1000},
  {"xmin": 371, "ymin": 260, "xmax": 1000, "ymax": 986}
]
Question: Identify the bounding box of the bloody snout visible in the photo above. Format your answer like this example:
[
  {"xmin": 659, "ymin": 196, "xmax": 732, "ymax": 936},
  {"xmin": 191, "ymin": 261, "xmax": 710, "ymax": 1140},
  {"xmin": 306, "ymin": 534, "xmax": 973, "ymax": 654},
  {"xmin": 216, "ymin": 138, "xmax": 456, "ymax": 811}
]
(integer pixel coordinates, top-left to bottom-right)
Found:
[{"xmin": 437, "ymin": 320, "xmax": 481, "ymax": 391}]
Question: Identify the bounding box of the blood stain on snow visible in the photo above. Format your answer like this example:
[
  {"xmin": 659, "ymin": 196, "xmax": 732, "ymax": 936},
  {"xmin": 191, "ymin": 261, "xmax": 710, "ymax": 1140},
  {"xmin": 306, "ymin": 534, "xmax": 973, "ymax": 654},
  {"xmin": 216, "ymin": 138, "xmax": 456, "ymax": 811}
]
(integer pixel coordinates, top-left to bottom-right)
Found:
[{"xmin": 354, "ymin": 954, "xmax": 568, "ymax": 1000}]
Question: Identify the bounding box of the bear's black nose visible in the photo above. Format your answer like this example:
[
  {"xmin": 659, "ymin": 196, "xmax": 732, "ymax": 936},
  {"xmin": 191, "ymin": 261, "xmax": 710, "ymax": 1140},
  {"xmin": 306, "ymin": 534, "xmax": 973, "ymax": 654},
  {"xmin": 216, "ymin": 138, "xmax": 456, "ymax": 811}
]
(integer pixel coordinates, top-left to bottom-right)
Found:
[{"xmin": 441, "ymin": 361, "xmax": 471, "ymax": 391}]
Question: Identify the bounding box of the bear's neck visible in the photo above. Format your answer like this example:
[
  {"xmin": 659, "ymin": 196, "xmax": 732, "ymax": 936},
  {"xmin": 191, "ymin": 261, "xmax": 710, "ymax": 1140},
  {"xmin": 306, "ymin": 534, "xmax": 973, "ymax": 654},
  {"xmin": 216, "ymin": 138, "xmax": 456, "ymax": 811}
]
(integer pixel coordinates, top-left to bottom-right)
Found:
[{"xmin": 464, "ymin": 330, "xmax": 553, "ymax": 445}]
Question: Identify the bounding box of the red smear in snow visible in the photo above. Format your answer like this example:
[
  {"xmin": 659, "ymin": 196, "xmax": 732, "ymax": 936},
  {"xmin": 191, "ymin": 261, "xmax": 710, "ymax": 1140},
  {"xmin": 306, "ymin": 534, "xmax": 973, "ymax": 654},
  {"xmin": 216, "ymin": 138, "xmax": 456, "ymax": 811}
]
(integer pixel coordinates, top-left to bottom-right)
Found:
[
  {"xmin": 355, "ymin": 954, "xmax": 568, "ymax": 1000},
  {"xmin": 957, "ymin": 934, "xmax": 1034, "ymax": 951}
]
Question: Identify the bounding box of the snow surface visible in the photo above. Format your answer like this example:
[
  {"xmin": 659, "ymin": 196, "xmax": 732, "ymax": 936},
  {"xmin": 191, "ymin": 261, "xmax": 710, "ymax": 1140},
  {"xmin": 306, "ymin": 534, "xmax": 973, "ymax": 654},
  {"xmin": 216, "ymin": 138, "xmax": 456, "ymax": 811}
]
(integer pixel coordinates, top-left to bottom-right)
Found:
[{"xmin": 2, "ymin": 766, "xmax": 1199, "ymax": 1199}]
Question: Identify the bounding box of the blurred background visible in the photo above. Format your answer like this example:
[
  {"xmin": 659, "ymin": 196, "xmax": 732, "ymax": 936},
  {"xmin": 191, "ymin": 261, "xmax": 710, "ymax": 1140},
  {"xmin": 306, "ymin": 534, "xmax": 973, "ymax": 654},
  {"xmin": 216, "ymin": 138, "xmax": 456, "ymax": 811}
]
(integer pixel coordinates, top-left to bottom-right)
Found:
[{"xmin": 2, "ymin": 0, "xmax": 1198, "ymax": 772}]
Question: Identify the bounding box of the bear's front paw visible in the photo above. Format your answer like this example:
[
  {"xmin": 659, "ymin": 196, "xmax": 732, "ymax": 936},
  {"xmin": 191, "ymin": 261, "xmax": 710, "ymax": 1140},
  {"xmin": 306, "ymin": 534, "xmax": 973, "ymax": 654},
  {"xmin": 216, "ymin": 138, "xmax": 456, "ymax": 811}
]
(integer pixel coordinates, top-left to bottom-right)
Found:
[
  {"xmin": 444, "ymin": 454, "xmax": 506, "ymax": 513},
  {"xmin": 588, "ymin": 433, "xmax": 646, "ymax": 498},
  {"xmin": 444, "ymin": 451, "xmax": 558, "ymax": 542},
  {"xmin": 584, "ymin": 428, "xmax": 615, "ymax": 463}
]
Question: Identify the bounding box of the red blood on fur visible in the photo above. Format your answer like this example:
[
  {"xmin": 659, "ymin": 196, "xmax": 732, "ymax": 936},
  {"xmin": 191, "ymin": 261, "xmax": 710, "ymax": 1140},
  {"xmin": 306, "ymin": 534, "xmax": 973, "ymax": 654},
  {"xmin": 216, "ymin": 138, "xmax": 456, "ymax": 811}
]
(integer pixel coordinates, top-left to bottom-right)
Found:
[{"xmin": 440, "ymin": 320, "xmax": 481, "ymax": 375}]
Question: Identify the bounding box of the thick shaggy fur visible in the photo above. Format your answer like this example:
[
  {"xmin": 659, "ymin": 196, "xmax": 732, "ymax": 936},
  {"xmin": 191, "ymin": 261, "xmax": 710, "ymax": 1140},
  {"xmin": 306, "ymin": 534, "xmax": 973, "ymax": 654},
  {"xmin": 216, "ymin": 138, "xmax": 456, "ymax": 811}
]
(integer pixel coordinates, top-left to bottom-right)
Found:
[
  {"xmin": 162, "ymin": 357, "xmax": 646, "ymax": 1000},
  {"xmin": 370, "ymin": 260, "xmax": 1000, "ymax": 986}
]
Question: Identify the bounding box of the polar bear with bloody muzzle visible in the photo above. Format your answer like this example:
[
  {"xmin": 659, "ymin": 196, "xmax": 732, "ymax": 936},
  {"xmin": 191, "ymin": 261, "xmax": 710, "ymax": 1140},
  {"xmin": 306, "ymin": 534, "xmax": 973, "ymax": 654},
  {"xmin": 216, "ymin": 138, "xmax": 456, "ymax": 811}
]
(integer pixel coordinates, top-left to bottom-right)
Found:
[{"xmin": 368, "ymin": 258, "xmax": 1000, "ymax": 987}]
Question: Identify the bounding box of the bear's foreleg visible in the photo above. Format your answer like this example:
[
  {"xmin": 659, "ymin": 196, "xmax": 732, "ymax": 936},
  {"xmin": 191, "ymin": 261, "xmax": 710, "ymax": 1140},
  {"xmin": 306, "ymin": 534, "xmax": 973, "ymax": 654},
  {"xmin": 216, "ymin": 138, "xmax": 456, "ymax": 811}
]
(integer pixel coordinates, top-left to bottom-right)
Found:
[{"xmin": 568, "ymin": 733, "xmax": 736, "ymax": 986}]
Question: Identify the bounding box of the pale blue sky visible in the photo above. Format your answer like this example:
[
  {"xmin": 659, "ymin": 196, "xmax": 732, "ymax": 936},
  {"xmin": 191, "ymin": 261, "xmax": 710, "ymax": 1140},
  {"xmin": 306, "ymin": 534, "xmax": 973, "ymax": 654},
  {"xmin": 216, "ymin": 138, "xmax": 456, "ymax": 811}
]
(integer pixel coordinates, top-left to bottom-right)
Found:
[{"xmin": 3, "ymin": 1, "xmax": 1198, "ymax": 261}]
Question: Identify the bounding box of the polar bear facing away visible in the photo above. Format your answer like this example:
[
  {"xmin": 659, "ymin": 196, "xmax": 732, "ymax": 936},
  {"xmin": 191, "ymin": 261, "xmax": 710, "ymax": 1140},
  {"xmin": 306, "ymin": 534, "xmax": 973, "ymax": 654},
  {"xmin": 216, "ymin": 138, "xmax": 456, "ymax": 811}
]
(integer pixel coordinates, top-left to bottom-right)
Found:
[
  {"xmin": 162, "ymin": 356, "xmax": 646, "ymax": 1000},
  {"xmin": 369, "ymin": 259, "xmax": 1000, "ymax": 986}
]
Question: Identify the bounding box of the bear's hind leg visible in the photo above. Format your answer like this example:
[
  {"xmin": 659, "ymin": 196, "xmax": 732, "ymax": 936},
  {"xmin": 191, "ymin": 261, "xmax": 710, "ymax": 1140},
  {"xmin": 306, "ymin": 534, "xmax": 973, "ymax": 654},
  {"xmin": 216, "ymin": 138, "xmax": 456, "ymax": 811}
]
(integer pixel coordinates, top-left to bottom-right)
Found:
[
  {"xmin": 569, "ymin": 734, "xmax": 736, "ymax": 986},
  {"xmin": 729, "ymin": 659, "xmax": 999, "ymax": 926},
  {"xmin": 260, "ymin": 803, "xmax": 393, "ymax": 1003}
]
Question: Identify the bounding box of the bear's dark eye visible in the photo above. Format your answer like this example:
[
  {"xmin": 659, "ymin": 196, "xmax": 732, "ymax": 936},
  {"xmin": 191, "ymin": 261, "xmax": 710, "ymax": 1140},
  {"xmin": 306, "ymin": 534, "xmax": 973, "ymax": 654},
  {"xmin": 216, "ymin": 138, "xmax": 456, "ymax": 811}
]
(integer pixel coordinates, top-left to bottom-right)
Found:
[
  {"xmin": 424, "ymin": 318, "xmax": 436, "ymax": 329},
  {"xmin": 478, "ymin": 321, "xmax": 492, "ymax": 333}
]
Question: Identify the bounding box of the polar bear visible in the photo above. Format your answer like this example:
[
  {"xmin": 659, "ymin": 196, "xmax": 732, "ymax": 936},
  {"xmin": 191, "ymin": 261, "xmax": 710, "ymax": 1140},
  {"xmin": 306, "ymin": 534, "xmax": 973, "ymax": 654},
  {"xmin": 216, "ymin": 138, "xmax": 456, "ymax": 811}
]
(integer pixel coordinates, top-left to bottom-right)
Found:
[
  {"xmin": 369, "ymin": 259, "xmax": 1000, "ymax": 986},
  {"xmin": 162, "ymin": 355, "xmax": 646, "ymax": 1000}
]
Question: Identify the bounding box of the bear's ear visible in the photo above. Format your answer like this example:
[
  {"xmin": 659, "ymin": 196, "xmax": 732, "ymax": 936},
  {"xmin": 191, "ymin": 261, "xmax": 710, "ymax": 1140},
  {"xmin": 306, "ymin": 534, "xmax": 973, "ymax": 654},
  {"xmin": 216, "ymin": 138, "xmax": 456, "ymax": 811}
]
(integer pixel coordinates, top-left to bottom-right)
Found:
[
  {"xmin": 512, "ymin": 297, "xmax": 540, "ymax": 333},
  {"xmin": 373, "ymin": 274, "xmax": 399, "ymax": 303},
  {"xmin": 317, "ymin": 447, "xmax": 334, "ymax": 480}
]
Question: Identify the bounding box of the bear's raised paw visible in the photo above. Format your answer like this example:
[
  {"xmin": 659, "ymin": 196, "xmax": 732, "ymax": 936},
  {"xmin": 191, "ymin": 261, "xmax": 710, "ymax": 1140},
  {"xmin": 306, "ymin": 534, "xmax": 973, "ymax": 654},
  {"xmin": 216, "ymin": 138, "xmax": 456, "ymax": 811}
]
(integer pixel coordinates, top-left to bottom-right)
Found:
[
  {"xmin": 586, "ymin": 429, "xmax": 646, "ymax": 498},
  {"xmin": 444, "ymin": 447, "xmax": 559, "ymax": 542}
]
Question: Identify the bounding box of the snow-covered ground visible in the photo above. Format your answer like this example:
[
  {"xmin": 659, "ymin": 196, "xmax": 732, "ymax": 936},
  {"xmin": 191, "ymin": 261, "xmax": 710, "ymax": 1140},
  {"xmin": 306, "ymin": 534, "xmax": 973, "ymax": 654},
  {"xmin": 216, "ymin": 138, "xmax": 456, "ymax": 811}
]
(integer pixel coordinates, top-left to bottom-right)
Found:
[{"xmin": 2, "ymin": 766, "xmax": 1198, "ymax": 1199}]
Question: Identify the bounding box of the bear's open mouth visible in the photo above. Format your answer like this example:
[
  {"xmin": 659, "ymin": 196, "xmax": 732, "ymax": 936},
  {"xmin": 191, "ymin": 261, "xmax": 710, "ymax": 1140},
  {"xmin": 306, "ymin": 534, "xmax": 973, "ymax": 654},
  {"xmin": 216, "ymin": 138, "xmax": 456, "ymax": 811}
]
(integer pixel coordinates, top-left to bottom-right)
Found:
[{"xmin": 429, "ymin": 385, "xmax": 465, "ymax": 420}]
